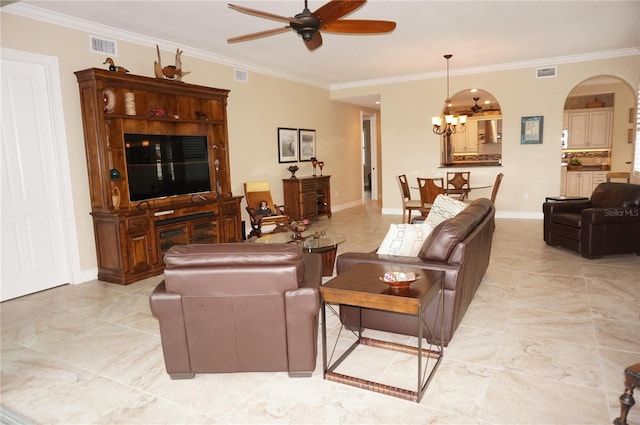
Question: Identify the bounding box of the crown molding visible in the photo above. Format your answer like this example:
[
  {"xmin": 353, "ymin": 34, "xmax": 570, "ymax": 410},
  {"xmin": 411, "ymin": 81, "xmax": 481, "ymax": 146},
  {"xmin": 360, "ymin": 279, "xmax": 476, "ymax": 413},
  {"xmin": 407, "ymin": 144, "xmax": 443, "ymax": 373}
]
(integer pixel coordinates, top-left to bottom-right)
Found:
[
  {"xmin": 2, "ymin": 3, "xmax": 327, "ymax": 89},
  {"xmin": 330, "ymin": 48, "xmax": 640, "ymax": 90},
  {"xmin": 5, "ymin": 3, "xmax": 638, "ymax": 92}
]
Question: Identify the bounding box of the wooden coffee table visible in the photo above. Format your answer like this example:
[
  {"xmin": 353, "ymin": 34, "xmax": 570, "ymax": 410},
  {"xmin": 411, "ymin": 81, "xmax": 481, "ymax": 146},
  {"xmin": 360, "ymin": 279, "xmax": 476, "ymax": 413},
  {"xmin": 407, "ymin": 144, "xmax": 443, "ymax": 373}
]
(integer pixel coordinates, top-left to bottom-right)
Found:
[{"xmin": 320, "ymin": 263, "xmax": 444, "ymax": 402}]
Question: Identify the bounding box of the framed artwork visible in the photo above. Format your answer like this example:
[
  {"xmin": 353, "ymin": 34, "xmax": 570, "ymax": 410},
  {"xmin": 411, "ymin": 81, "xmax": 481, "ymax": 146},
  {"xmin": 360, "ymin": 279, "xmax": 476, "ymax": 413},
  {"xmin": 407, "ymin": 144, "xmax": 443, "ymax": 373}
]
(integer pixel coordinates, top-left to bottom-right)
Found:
[
  {"xmin": 298, "ymin": 129, "xmax": 316, "ymax": 161},
  {"xmin": 278, "ymin": 127, "xmax": 298, "ymax": 163},
  {"xmin": 521, "ymin": 116, "xmax": 544, "ymax": 144}
]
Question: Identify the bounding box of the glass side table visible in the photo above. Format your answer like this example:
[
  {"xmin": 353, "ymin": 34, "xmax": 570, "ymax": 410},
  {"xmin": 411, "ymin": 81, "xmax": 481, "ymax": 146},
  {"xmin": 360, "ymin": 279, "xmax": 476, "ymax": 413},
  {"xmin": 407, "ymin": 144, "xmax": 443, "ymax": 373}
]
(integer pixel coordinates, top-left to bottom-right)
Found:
[{"xmin": 255, "ymin": 230, "xmax": 346, "ymax": 276}]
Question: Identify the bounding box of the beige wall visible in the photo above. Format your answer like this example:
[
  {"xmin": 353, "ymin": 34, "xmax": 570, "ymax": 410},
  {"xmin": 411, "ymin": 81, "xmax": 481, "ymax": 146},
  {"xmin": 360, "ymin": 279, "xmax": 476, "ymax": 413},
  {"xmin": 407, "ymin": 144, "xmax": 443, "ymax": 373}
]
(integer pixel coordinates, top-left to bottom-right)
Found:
[
  {"xmin": 333, "ymin": 56, "xmax": 639, "ymax": 216},
  {"xmin": 1, "ymin": 12, "xmax": 373, "ymax": 276},
  {"xmin": 2, "ymin": 11, "xmax": 639, "ymax": 277}
]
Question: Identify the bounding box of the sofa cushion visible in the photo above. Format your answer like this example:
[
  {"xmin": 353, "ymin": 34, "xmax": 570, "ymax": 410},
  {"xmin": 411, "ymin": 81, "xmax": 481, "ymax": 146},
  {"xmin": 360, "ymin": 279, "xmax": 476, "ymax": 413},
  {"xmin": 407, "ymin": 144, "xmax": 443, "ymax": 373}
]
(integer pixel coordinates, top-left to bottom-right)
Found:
[
  {"xmin": 376, "ymin": 222, "xmax": 434, "ymax": 257},
  {"xmin": 419, "ymin": 198, "xmax": 491, "ymax": 261},
  {"xmin": 425, "ymin": 194, "xmax": 468, "ymax": 228}
]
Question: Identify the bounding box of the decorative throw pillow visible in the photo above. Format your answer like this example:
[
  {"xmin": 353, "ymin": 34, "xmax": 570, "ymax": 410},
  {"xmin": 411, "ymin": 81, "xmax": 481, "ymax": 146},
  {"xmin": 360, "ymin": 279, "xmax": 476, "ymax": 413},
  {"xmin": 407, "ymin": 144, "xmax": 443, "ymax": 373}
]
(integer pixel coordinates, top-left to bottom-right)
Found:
[
  {"xmin": 425, "ymin": 194, "xmax": 468, "ymax": 228},
  {"xmin": 376, "ymin": 222, "xmax": 434, "ymax": 257}
]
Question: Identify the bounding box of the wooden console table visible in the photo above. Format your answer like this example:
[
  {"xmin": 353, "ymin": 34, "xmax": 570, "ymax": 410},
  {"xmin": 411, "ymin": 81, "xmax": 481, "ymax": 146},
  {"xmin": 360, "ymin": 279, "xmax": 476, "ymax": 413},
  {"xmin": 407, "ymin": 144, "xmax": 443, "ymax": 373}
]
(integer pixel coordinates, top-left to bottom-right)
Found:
[{"xmin": 283, "ymin": 175, "xmax": 331, "ymax": 221}]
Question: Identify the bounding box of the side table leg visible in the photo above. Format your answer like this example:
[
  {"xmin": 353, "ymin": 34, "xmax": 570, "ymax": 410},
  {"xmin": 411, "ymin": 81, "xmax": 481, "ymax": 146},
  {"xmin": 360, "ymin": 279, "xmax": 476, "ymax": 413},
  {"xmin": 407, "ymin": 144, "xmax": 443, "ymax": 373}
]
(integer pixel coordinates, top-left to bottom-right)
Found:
[{"xmin": 321, "ymin": 301, "xmax": 327, "ymax": 379}]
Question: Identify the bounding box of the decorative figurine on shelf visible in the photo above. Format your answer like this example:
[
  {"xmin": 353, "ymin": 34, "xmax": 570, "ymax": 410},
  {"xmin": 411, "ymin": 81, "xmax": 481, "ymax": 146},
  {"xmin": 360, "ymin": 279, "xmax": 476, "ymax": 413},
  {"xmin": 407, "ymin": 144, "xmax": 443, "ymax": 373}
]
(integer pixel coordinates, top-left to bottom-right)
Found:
[
  {"xmin": 318, "ymin": 161, "xmax": 325, "ymax": 176},
  {"xmin": 103, "ymin": 57, "xmax": 128, "ymax": 73},
  {"xmin": 256, "ymin": 200, "xmax": 274, "ymax": 217},
  {"xmin": 311, "ymin": 157, "xmax": 318, "ymax": 176},
  {"xmin": 154, "ymin": 45, "xmax": 191, "ymax": 81},
  {"xmin": 287, "ymin": 165, "xmax": 299, "ymax": 179}
]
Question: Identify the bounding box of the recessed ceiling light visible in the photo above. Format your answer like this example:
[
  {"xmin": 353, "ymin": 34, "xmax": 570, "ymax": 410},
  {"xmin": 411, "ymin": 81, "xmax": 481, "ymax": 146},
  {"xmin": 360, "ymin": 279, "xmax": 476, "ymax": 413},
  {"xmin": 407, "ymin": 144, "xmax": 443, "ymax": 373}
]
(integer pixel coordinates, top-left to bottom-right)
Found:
[{"xmin": 470, "ymin": 88, "xmax": 478, "ymax": 93}]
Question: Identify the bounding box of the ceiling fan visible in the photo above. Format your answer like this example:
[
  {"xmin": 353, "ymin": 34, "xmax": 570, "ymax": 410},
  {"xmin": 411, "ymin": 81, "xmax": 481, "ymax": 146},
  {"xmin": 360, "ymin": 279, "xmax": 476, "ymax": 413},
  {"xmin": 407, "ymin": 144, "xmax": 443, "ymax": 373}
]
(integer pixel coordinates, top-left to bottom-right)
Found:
[{"xmin": 227, "ymin": 0, "xmax": 397, "ymax": 51}]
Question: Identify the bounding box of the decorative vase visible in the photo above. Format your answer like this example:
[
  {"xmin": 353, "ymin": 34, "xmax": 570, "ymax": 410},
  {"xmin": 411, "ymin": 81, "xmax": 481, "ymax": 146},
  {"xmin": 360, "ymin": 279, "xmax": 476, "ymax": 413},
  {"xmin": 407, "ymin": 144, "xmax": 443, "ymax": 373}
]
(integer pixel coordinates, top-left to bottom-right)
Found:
[{"xmin": 287, "ymin": 165, "xmax": 299, "ymax": 179}]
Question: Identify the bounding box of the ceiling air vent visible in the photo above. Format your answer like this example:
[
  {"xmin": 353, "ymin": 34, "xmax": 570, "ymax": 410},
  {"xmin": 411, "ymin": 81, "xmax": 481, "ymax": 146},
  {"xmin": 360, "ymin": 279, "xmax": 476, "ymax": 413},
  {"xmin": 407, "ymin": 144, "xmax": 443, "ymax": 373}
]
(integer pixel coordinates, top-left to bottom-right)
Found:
[
  {"xmin": 234, "ymin": 69, "xmax": 248, "ymax": 83},
  {"xmin": 536, "ymin": 66, "xmax": 557, "ymax": 79},
  {"xmin": 90, "ymin": 36, "xmax": 117, "ymax": 56}
]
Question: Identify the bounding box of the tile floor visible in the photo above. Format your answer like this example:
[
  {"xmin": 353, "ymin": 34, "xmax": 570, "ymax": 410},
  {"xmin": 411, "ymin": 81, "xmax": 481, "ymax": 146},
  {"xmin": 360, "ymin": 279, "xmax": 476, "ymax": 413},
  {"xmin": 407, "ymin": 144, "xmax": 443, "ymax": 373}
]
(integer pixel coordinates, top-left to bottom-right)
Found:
[{"xmin": 1, "ymin": 199, "xmax": 639, "ymax": 424}]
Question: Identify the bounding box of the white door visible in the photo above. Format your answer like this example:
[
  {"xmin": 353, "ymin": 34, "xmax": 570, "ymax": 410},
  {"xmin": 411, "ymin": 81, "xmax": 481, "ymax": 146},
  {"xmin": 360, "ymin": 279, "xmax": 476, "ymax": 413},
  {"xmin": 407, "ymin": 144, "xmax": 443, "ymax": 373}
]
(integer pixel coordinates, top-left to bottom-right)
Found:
[{"xmin": 1, "ymin": 54, "xmax": 70, "ymax": 300}]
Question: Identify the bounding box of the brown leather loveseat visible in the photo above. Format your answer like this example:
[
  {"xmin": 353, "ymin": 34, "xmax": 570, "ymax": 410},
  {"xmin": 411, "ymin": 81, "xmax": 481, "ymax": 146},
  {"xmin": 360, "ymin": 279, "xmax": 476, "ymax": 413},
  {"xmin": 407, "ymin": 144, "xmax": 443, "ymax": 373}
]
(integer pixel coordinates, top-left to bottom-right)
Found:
[
  {"xmin": 336, "ymin": 198, "xmax": 495, "ymax": 346},
  {"xmin": 543, "ymin": 182, "xmax": 640, "ymax": 258},
  {"xmin": 150, "ymin": 243, "xmax": 322, "ymax": 379}
]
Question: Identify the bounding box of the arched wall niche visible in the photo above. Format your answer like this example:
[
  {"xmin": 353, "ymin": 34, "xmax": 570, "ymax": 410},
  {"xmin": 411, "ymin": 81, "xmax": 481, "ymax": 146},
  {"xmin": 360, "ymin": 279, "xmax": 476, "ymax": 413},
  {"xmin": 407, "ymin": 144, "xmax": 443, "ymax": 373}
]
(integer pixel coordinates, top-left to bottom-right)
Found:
[
  {"xmin": 440, "ymin": 88, "xmax": 503, "ymax": 166},
  {"xmin": 562, "ymin": 75, "xmax": 636, "ymax": 172}
]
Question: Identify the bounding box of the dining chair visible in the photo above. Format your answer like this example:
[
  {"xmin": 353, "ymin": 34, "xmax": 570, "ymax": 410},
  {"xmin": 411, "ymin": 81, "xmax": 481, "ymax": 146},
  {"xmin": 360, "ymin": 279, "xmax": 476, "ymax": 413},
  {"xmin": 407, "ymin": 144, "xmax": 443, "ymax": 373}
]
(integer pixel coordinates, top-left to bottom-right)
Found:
[
  {"xmin": 606, "ymin": 171, "xmax": 631, "ymax": 183},
  {"xmin": 397, "ymin": 174, "xmax": 422, "ymax": 223},
  {"xmin": 417, "ymin": 177, "xmax": 445, "ymax": 216},
  {"xmin": 446, "ymin": 171, "xmax": 471, "ymax": 201},
  {"xmin": 490, "ymin": 172, "xmax": 504, "ymax": 204}
]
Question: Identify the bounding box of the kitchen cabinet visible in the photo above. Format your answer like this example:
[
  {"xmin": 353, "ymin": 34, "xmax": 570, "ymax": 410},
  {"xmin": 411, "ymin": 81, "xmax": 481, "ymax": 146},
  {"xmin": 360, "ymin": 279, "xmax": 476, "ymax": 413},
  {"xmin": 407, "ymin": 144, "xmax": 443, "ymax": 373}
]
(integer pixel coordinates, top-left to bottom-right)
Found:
[
  {"xmin": 562, "ymin": 170, "xmax": 608, "ymax": 198},
  {"xmin": 565, "ymin": 171, "xmax": 593, "ymax": 197},
  {"xmin": 566, "ymin": 108, "xmax": 612, "ymax": 149},
  {"xmin": 452, "ymin": 120, "xmax": 478, "ymax": 153}
]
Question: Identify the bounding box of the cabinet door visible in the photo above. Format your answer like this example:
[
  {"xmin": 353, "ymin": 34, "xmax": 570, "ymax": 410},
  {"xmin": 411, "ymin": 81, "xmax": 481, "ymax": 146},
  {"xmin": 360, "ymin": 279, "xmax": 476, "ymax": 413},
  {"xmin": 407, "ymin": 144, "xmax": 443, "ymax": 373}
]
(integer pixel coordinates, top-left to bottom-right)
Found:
[
  {"xmin": 565, "ymin": 173, "xmax": 581, "ymax": 197},
  {"xmin": 567, "ymin": 112, "xmax": 589, "ymax": 148},
  {"xmin": 127, "ymin": 230, "xmax": 154, "ymax": 273},
  {"xmin": 126, "ymin": 215, "xmax": 155, "ymax": 273},
  {"xmin": 190, "ymin": 219, "xmax": 218, "ymax": 244},
  {"xmin": 156, "ymin": 224, "xmax": 189, "ymax": 257},
  {"xmin": 578, "ymin": 172, "xmax": 593, "ymax": 197},
  {"xmin": 301, "ymin": 190, "xmax": 318, "ymax": 219},
  {"xmin": 588, "ymin": 110, "xmax": 612, "ymax": 148}
]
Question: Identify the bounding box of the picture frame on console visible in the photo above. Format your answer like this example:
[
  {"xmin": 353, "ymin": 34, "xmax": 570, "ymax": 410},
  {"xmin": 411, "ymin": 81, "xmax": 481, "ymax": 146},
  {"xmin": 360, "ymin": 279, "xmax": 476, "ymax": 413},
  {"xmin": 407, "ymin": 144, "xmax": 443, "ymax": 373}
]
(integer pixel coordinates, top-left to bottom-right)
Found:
[
  {"xmin": 278, "ymin": 127, "xmax": 298, "ymax": 163},
  {"xmin": 298, "ymin": 129, "xmax": 316, "ymax": 161},
  {"xmin": 520, "ymin": 115, "xmax": 544, "ymax": 144}
]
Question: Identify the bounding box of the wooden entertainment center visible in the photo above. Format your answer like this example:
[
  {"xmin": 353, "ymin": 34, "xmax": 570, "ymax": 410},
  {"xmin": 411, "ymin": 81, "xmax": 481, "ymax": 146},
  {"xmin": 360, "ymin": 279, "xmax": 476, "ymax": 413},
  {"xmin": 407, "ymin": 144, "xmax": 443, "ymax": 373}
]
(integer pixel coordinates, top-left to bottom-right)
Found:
[{"xmin": 75, "ymin": 68, "xmax": 242, "ymax": 284}]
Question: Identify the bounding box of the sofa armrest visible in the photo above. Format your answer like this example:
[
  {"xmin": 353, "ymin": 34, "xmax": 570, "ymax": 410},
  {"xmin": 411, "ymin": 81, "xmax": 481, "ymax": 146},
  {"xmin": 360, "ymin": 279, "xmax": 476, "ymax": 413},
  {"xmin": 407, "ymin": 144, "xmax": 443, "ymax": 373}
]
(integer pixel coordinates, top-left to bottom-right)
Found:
[
  {"xmin": 285, "ymin": 287, "xmax": 320, "ymax": 375},
  {"xmin": 582, "ymin": 207, "xmax": 640, "ymax": 225},
  {"xmin": 301, "ymin": 253, "xmax": 322, "ymax": 289},
  {"xmin": 543, "ymin": 200, "xmax": 592, "ymax": 215},
  {"xmin": 149, "ymin": 282, "xmax": 192, "ymax": 377}
]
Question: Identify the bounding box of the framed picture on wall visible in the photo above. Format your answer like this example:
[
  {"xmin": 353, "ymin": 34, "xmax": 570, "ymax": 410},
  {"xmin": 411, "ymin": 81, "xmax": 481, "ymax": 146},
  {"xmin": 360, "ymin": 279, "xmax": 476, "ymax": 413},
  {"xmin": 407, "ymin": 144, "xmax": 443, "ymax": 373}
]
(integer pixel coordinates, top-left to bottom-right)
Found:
[
  {"xmin": 521, "ymin": 116, "xmax": 544, "ymax": 144},
  {"xmin": 278, "ymin": 127, "xmax": 298, "ymax": 163},
  {"xmin": 298, "ymin": 129, "xmax": 316, "ymax": 161}
]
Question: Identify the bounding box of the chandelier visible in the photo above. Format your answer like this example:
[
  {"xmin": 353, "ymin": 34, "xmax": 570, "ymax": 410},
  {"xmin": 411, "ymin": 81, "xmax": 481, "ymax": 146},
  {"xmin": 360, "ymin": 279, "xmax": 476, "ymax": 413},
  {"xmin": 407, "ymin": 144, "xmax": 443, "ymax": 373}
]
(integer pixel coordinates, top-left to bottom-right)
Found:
[{"xmin": 432, "ymin": 54, "xmax": 467, "ymax": 136}]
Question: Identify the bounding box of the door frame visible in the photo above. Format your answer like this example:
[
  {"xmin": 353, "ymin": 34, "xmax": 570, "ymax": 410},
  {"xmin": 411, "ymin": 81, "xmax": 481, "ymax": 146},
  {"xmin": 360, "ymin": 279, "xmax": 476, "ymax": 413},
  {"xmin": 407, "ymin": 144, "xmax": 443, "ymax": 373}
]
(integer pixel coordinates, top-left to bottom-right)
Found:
[
  {"xmin": 2, "ymin": 48, "xmax": 82, "ymax": 284},
  {"xmin": 361, "ymin": 111, "xmax": 379, "ymax": 200}
]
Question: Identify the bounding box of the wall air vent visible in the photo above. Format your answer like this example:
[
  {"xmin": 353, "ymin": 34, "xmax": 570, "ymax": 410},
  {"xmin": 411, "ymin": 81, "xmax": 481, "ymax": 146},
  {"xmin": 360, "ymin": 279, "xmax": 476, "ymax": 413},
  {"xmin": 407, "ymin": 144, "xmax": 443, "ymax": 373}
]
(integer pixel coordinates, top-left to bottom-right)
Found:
[
  {"xmin": 536, "ymin": 66, "xmax": 557, "ymax": 79},
  {"xmin": 90, "ymin": 36, "xmax": 117, "ymax": 56},
  {"xmin": 234, "ymin": 69, "xmax": 248, "ymax": 83}
]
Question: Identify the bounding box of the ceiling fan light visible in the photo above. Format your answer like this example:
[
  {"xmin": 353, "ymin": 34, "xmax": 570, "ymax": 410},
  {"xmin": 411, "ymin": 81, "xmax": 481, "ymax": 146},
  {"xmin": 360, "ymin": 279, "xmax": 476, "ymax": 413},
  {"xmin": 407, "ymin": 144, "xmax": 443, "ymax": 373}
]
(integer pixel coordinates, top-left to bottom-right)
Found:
[
  {"xmin": 445, "ymin": 115, "xmax": 454, "ymax": 124},
  {"xmin": 432, "ymin": 116, "xmax": 442, "ymax": 127},
  {"xmin": 459, "ymin": 115, "xmax": 467, "ymax": 124}
]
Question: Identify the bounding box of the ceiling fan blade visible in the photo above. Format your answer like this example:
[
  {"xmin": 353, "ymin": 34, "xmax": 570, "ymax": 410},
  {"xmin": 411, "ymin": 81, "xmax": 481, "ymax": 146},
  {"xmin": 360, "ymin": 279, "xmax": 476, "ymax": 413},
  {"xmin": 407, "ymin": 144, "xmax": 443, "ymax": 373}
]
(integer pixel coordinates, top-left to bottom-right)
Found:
[
  {"xmin": 304, "ymin": 31, "xmax": 323, "ymax": 51},
  {"xmin": 228, "ymin": 4, "xmax": 303, "ymax": 25},
  {"xmin": 313, "ymin": 0, "xmax": 366, "ymax": 24},
  {"xmin": 227, "ymin": 27, "xmax": 291, "ymax": 43},
  {"xmin": 322, "ymin": 19, "xmax": 396, "ymax": 34}
]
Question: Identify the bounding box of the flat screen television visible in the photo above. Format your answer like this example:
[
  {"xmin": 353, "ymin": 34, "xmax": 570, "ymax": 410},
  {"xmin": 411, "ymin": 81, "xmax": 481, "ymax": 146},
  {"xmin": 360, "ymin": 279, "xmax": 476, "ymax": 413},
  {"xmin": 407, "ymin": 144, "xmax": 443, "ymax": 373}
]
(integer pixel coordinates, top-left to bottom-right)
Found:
[{"xmin": 124, "ymin": 133, "xmax": 211, "ymax": 202}]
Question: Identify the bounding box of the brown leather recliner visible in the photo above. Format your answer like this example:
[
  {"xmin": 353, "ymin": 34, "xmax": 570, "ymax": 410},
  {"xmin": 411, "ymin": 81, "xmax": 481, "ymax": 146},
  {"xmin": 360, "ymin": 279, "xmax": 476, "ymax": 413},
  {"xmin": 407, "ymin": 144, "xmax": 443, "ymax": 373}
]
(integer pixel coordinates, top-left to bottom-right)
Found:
[
  {"xmin": 543, "ymin": 182, "xmax": 640, "ymax": 258},
  {"xmin": 150, "ymin": 243, "xmax": 323, "ymax": 379}
]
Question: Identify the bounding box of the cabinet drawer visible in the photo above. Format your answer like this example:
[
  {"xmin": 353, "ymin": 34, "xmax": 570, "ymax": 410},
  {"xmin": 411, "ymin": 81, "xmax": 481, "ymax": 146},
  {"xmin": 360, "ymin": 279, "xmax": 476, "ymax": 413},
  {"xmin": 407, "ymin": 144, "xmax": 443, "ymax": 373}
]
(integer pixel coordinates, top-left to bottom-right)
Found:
[
  {"xmin": 301, "ymin": 180, "xmax": 317, "ymax": 191},
  {"xmin": 316, "ymin": 177, "xmax": 330, "ymax": 189},
  {"xmin": 592, "ymin": 171, "xmax": 607, "ymax": 184},
  {"xmin": 127, "ymin": 215, "xmax": 149, "ymax": 230}
]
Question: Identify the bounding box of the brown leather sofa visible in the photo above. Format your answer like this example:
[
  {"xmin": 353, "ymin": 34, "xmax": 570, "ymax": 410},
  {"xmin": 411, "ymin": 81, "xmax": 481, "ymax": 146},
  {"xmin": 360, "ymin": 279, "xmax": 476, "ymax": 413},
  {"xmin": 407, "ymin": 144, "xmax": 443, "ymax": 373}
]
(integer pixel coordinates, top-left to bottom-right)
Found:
[
  {"xmin": 150, "ymin": 243, "xmax": 322, "ymax": 379},
  {"xmin": 336, "ymin": 198, "xmax": 495, "ymax": 346},
  {"xmin": 543, "ymin": 182, "xmax": 640, "ymax": 258}
]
